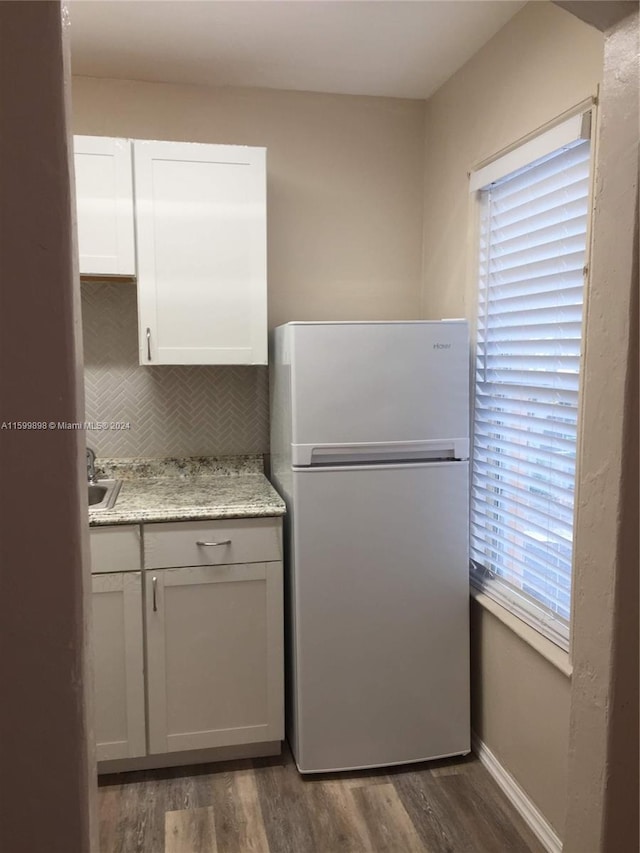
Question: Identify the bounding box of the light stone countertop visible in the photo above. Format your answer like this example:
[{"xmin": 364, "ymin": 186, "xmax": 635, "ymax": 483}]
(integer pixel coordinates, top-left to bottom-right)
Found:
[{"xmin": 88, "ymin": 455, "xmax": 286, "ymax": 527}]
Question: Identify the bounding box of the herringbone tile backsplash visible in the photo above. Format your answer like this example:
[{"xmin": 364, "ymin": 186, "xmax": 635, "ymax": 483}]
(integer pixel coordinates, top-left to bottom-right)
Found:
[{"xmin": 81, "ymin": 282, "xmax": 269, "ymax": 458}]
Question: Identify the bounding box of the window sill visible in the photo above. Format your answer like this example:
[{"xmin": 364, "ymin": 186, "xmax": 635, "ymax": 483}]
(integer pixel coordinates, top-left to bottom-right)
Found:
[{"xmin": 470, "ymin": 587, "xmax": 573, "ymax": 678}]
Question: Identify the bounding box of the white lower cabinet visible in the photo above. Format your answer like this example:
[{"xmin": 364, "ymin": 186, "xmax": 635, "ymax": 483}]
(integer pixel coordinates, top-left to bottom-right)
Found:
[
  {"xmin": 91, "ymin": 572, "xmax": 146, "ymax": 761},
  {"xmin": 90, "ymin": 517, "xmax": 283, "ymax": 770},
  {"xmin": 145, "ymin": 561, "xmax": 284, "ymax": 755}
]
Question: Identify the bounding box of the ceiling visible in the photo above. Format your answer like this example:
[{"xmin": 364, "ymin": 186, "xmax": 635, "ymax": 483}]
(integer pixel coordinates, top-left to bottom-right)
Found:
[{"xmin": 68, "ymin": 0, "xmax": 527, "ymax": 100}]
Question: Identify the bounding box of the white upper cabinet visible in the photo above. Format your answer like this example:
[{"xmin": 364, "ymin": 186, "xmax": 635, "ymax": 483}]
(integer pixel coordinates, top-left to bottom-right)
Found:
[
  {"xmin": 133, "ymin": 141, "xmax": 268, "ymax": 366},
  {"xmin": 73, "ymin": 136, "xmax": 136, "ymax": 276}
]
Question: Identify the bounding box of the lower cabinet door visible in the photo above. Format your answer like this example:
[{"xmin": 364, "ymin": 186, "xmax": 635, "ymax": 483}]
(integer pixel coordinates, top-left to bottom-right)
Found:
[
  {"xmin": 145, "ymin": 562, "xmax": 284, "ymax": 755},
  {"xmin": 91, "ymin": 572, "xmax": 146, "ymax": 761}
]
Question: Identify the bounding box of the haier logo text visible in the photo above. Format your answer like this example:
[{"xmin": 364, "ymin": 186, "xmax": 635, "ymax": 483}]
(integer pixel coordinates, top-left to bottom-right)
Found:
[{"xmin": 433, "ymin": 343, "xmax": 452, "ymax": 350}]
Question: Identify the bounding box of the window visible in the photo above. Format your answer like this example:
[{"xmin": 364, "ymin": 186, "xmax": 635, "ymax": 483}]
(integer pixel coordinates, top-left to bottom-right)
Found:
[{"xmin": 469, "ymin": 113, "xmax": 592, "ymax": 649}]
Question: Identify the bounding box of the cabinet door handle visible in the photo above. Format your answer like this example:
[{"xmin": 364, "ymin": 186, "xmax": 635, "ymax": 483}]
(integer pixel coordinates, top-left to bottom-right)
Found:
[
  {"xmin": 146, "ymin": 327, "xmax": 152, "ymax": 361},
  {"xmin": 195, "ymin": 539, "xmax": 232, "ymax": 547},
  {"xmin": 152, "ymin": 576, "xmax": 158, "ymax": 612}
]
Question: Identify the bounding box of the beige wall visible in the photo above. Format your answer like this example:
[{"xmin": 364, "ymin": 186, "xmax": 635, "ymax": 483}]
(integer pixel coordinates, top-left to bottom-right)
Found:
[
  {"xmin": 420, "ymin": 1, "xmax": 604, "ymax": 840},
  {"xmin": 0, "ymin": 3, "xmax": 95, "ymax": 851},
  {"xmin": 72, "ymin": 78, "xmax": 426, "ymax": 328}
]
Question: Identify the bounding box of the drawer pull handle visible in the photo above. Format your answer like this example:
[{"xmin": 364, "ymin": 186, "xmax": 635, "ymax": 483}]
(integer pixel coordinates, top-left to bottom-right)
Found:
[
  {"xmin": 196, "ymin": 539, "xmax": 232, "ymax": 547},
  {"xmin": 152, "ymin": 576, "xmax": 158, "ymax": 612}
]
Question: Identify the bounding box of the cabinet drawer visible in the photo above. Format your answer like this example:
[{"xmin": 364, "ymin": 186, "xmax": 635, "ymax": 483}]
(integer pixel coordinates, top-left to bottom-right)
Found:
[
  {"xmin": 144, "ymin": 518, "xmax": 282, "ymax": 569},
  {"xmin": 90, "ymin": 525, "xmax": 142, "ymax": 573}
]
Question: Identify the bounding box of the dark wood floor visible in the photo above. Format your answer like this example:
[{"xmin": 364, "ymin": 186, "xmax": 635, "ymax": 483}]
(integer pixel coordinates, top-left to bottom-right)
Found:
[{"xmin": 98, "ymin": 743, "xmax": 546, "ymax": 853}]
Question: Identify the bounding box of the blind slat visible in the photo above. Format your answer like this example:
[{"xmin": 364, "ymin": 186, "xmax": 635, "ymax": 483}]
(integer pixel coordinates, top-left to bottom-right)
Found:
[
  {"xmin": 477, "ymin": 410, "xmax": 577, "ymax": 436},
  {"xmin": 475, "ymin": 411, "xmax": 577, "ymax": 442},
  {"xmin": 474, "ymin": 449, "xmax": 576, "ymax": 489},
  {"xmin": 488, "ymin": 139, "xmax": 590, "ymax": 200},
  {"xmin": 487, "ymin": 208, "xmax": 588, "ymax": 254},
  {"xmin": 478, "ymin": 314, "xmax": 583, "ymax": 335},
  {"xmin": 470, "ymin": 531, "xmax": 571, "ymax": 616},
  {"xmin": 471, "ymin": 531, "xmax": 571, "ymax": 599},
  {"xmin": 479, "ymin": 292, "xmax": 582, "ymax": 320},
  {"xmin": 478, "ymin": 322, "xmax": 583, "ymax": 345},
  {"xmin": 471, "ymin": 523, "xmax": 573, "ymax": 577},
  {"xmin": 479, "ymin": 338, "xmax": 581, "ymax": 357},
  {"xmin": 475, "ymin": 397, "xmax": 578, "ymax": 426},
  {"xmin": 478, "ymin": 368, "xmax": 580, "ymax": 392},
  {"xmin": 473, "ymin": 474, "xmax": 573, "ymax": 528},
  {"xmin": 471, "ymin": 507, "xmax": 575, "ymax": 560},
  {"xmin": 472, "ymin": 478, "xmax": 575, "ymax": 526},
  {"xmin": 470, "ymin": 527, "xmax": 572, "ymax": 589},
  {"xmin": 489, "ymin": 178, "xmax": 589, "ymax": 230},
  {"xmin": 478, "ymin": 355, "xmax": 581, "ymax": 374},
  {"xmin": 479, "ymin": 271, "xmax": 585, "ymax": 304},
  {"xmin": 475, "ymin": 381, "xmax": 579, "ymax": 407},
  {"xmin": 473, "ymin": 457, "xmax": 575, "ymax": 503},
  {"xmin": 475, "ymin": 421, "xmax": 577, "ymax": 454},
  {"xmin": 474, "ymin": 433, "xmax": 577, "ymax": 474},
  {"xmin": 489, "ymin": 233, "xmax": 588, "ymax": 273},
  {"xmin": 491, "ymin": 160, "xmax": 590, "ymax": 214},
  {"xmin": 473, "ymin": 474, "xmax": 575, "ymax": 515},
  {"xmin": 487, "ymin": 255, "xmax": 586, "ymax": 289}
]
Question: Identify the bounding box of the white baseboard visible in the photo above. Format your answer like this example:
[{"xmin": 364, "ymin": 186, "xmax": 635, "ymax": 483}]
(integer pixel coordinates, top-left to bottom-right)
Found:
[{"xmin": 472, "ymin": 733, "xmax": 563, "ymax": 853}]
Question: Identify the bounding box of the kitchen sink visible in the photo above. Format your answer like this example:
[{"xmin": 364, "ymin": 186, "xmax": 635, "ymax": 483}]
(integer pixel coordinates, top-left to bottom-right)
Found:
[{"xmin": 88, "ymin": 479, "xmax": 122, "ymax": 510}]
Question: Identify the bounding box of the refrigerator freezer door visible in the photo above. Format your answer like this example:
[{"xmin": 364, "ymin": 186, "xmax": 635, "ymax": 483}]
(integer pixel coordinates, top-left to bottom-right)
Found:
[
  {"xmin": 288, "ymin": 461, "xmax": 470, "ymax": 773},
  {"xmin": 288, "ymin": 322, "xmax": 469, "ymax": 455}
]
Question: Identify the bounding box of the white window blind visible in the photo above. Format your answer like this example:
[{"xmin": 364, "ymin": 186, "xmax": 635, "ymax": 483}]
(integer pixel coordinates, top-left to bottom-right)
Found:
[{"xmin": 470, "ymin": 134, "xmax": 591, "ymax": 649}]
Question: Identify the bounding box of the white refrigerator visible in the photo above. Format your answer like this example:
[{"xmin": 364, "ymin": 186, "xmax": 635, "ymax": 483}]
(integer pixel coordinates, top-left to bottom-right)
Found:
[{"xmin": 270, "ymin": 321, "xmax": 470, "ymax": 773}]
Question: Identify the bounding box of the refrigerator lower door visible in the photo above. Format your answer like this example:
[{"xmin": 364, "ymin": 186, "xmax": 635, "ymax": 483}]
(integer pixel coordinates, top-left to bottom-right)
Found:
[{"xmin": 288, "ymin": 461, "xmax": 470, "ymax": 773}]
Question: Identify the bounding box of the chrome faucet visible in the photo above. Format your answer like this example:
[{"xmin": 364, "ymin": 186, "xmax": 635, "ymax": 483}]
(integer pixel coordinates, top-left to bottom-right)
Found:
[{"xmin": 86, "ymin": 446, "xmax": 97, "ymax": 484}]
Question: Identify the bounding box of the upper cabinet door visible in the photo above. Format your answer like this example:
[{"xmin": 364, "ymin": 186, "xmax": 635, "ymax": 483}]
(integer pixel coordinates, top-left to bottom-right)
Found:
[
  {"xmin": 73, "ymin": 136, "xmax": 136, "ymax": 276},
  {"xmin": 133, "ymin": 141, "xmax": 267, "ymax": 366}
]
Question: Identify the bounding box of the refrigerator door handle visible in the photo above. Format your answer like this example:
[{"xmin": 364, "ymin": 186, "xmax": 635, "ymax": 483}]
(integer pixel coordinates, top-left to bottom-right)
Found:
[{"xmin": 292, "ymin": 438, "xmax": 469, "ymax": 466}]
